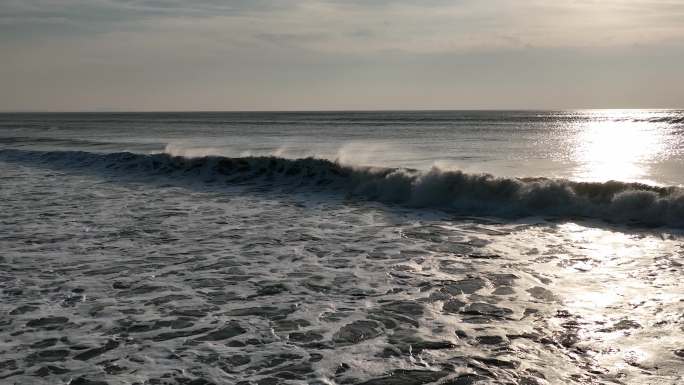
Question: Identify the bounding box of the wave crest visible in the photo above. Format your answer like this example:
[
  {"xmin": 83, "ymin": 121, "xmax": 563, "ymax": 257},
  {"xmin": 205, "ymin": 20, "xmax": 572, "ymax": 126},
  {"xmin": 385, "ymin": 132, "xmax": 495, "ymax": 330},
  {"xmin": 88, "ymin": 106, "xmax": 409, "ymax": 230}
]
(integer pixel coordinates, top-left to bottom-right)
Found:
[{"xmin": 2, "ymin": 148, "xmax": 683, "ymax": 227}]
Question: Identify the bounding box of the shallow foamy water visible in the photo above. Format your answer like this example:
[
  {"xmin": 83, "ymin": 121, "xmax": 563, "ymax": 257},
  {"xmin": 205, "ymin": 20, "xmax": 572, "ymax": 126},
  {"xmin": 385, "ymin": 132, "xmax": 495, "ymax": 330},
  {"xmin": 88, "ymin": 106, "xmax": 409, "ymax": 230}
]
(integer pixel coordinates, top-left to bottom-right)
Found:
[{"xmin": 1, "ymin": 159, "xmax": 682, "ymax": 385}]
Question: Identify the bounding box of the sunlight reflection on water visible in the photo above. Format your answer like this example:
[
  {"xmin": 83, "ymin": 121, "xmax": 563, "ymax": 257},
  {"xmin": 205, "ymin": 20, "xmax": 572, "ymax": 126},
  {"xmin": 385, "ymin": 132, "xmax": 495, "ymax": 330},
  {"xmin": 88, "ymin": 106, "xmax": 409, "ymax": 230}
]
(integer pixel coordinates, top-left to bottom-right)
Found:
[
  {"xmin": 550, "ymin": 222, "xmax": 683, "ymax": 381},
  {"xmin": 572, "ymin": 110, "xmax": 670, "ymax": 185}
]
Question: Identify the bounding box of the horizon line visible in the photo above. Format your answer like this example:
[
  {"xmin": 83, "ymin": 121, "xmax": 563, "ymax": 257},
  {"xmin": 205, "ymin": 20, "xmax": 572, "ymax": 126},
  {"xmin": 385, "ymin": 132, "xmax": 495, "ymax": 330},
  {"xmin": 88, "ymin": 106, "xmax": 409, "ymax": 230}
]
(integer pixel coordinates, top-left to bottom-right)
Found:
[{"xmin": 0, "ymin": 107, "xmax": 682, "ymax": 114}]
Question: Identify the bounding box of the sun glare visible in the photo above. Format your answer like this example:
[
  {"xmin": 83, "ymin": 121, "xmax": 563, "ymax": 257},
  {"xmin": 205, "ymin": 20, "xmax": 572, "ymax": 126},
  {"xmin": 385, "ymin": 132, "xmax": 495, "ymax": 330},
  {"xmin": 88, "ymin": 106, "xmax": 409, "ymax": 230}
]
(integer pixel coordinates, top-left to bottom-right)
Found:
[{"xmin": 573, "ymin": 110, "xmax": 666, "ymax": 184}]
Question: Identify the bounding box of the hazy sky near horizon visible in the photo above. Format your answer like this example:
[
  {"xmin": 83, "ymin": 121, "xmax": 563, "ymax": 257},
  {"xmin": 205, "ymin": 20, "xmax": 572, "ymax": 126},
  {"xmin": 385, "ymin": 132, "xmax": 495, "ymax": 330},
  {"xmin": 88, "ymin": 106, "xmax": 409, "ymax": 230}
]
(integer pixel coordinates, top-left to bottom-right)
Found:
[{"xmin": 2, "ymin": 0, "xmax": 684, "ymax": 111}]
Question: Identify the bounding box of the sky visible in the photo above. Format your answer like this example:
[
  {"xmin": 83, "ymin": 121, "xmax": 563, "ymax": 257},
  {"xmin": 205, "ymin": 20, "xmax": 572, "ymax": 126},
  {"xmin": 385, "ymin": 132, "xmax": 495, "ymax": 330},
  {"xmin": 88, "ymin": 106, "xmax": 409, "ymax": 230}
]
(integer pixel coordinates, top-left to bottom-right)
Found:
[{"xmin": 1, "ymin": 0, "xmax": 684, "ymax": 111}]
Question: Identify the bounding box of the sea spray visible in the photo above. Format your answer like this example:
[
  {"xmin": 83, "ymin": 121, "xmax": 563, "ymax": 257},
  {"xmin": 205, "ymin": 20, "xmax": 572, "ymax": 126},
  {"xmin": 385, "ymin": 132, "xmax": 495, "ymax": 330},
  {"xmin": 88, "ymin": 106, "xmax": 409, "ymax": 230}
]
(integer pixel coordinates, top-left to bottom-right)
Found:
[{"xmin": 2, "ymin": 148, "xmax": 683, "ymax": 227}]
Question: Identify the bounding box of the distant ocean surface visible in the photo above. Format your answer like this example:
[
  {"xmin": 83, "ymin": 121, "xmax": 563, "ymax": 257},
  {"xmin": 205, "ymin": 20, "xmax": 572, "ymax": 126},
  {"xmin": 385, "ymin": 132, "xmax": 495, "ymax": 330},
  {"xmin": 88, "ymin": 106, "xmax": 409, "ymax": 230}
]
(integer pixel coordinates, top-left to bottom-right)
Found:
[
  {"xmin": 2, "ymin": 110, "xmax": 684, "ymax": 184},
  {"xmin": 0, "ymin": 111, "xmax": 682, "ymax": 385}
]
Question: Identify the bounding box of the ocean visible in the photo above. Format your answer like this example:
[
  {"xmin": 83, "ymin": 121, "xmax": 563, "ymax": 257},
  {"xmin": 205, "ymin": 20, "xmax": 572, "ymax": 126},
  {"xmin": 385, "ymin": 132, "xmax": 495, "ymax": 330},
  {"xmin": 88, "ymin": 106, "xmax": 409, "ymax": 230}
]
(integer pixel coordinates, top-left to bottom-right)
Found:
[{"xmin": 0, "ymin": 110, "xmax": 682, "ymax": 385}]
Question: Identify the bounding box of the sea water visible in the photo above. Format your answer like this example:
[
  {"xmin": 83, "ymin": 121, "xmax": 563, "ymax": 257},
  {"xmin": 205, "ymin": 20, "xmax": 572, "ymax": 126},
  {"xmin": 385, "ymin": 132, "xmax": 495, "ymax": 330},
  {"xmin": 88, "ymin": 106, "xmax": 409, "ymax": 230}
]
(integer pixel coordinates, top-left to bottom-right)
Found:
[{"xmin": 0, "ymin": 110, "xmax": 682, "ymax": 385}]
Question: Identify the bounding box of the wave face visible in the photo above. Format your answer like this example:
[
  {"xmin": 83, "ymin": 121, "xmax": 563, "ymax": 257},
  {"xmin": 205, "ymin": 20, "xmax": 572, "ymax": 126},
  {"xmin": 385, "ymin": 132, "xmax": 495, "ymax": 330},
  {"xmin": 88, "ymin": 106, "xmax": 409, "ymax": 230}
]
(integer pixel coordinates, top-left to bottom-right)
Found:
[{"xmin": 2, "ymin": 148, "xmax": 683, "ymax": 227}]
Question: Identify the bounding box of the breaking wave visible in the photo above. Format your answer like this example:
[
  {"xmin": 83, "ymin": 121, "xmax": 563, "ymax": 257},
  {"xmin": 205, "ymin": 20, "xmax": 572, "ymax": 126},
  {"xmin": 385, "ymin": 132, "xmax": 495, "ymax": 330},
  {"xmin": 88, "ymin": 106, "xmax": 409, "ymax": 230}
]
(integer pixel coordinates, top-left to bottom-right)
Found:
[
  {"xmin": 634, "ymin": 116, "xmax": 684, "ymax": 124},
  {"xmin": 2, "ymin": 148, "xmax": 683, "ymax": 227}
]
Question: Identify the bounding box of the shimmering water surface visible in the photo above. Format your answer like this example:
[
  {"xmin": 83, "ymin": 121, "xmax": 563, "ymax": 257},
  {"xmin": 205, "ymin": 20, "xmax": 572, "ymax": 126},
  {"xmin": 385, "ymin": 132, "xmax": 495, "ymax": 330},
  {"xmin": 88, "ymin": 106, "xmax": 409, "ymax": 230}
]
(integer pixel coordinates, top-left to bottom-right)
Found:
[
  {"xmin": 0, "ymin": 111, "xmax": 683, "ymax": 385},
  {"xmin": 2, "ymin": 110, "xmax": 684, "ymax": 185}
]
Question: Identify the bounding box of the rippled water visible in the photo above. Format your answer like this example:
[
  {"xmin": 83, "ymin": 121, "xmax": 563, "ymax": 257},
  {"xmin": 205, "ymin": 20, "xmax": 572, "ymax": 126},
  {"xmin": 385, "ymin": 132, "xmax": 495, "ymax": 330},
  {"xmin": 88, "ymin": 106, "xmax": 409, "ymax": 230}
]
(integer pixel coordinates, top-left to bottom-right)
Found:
[
  {"xmin": 1, "ymin": 110, "xmax": 684, "ymax": 185},
  {"xmin": 0, "ymin": 111, "xmax": 683, "ymax": 385}
]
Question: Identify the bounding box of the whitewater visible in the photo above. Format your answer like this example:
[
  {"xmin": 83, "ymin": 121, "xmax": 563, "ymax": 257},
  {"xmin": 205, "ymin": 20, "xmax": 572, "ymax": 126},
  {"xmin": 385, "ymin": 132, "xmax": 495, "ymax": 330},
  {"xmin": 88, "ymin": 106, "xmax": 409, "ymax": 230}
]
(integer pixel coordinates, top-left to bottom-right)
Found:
[{"xmin": 0, "ymin": 110, "xmax": 683, "ymax": 385}]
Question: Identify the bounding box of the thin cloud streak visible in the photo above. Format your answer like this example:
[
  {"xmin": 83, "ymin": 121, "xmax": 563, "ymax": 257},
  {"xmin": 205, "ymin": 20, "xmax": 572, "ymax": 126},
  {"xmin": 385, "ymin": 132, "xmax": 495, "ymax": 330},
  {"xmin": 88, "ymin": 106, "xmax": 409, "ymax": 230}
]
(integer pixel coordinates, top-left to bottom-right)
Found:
[{"xmin": 2, "ymin": 0, "xmax": 684, "ymax": 50}]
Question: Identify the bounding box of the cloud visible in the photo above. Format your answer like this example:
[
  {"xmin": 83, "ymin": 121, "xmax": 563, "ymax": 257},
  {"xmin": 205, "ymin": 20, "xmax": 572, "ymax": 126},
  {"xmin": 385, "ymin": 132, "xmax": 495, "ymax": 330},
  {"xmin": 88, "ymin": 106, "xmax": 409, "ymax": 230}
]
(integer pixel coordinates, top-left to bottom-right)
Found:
[
  {"xmin": 1, "ymin": 0, "xmax": 683, "ymax": 110},
  {"xmin": 2, "ymin": 0, "xmax": 684, "ymax": 51}
]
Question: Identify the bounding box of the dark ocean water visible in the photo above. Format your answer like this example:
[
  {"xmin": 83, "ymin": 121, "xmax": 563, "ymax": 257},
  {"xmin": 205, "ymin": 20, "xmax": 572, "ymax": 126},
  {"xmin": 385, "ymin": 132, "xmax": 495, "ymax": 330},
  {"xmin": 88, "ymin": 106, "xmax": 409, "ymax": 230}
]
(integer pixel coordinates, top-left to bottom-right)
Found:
[{"xmin": 0, "ymin": 111, "xmax": 682, "ymax": 385}]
